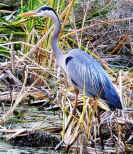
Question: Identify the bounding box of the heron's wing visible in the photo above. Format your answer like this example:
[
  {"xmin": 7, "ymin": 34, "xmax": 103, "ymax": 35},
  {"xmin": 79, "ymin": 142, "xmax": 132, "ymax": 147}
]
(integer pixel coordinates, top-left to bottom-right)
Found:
[{"xmin": 65, "ymin": 52, "xmax": 106, "ymax": 97}]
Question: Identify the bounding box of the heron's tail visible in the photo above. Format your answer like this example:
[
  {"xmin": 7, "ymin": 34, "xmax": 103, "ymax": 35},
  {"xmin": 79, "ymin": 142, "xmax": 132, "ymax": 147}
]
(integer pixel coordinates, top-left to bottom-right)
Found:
[
  {"xmin": 106, "ymin": 99, "xmax": 122, "ymax": 111},
  {"xmin": 104, "ymin": 88, "xmax": 122, "ymax": 110}
]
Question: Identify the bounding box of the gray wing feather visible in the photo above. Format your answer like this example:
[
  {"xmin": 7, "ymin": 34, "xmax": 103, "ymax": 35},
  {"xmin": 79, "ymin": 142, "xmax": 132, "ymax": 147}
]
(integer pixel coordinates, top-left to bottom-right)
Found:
[{"xmin": 66, "ymin": 49, "xmax": 111, "ymax": 97}]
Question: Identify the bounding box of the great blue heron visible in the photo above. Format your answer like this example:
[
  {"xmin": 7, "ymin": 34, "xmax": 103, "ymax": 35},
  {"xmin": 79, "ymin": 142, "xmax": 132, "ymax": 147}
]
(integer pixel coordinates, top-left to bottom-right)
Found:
[{"xmin": 21, "ymin": 6, "xmax": 122, "ymax": 112}]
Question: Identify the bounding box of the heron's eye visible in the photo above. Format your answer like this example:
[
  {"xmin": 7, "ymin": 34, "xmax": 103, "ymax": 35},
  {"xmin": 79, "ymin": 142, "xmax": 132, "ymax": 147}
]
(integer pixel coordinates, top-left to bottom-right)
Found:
[{"xmin": 37, "ymin": 10, "xmax": 42, "ymax": 13}]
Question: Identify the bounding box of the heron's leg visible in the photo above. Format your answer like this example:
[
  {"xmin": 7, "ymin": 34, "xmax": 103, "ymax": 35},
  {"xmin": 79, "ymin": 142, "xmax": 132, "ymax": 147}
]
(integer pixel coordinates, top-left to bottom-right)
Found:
[
  {"xmin": 93, "ymin": 98, "xmax": 104, "ymax": 149},
  {"xmin": 72, "ymin": 88, "xmax": 79, "ymax": 114},
  {"xmin": 65, "ymin": 88, "xmax": 79, "ymax": 133}
]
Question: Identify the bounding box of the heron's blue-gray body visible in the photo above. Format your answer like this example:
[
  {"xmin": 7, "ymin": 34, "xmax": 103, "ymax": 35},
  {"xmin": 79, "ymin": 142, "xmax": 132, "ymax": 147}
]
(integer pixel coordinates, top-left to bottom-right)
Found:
[
  {"xmin": 65, "ymin": 49, "xmax": 122, "ymax": 110},
  {"xmin": 35, "ymin": 6, "xmax": 122, "ymax": 110}
]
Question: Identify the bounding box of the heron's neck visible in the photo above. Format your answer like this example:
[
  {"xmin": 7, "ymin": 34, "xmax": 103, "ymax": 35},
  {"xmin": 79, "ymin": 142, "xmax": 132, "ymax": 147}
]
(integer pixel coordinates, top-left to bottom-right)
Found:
[{"xmin": 51, "ymin": 16, "xmax": 64, "ymax": 65}]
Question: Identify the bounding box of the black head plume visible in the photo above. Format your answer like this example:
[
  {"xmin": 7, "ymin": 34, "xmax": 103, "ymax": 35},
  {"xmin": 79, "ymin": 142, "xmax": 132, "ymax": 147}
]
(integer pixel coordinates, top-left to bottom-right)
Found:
[{"xmin": 37, "ymin": 6, "xmax": 58, "ymax": 18}]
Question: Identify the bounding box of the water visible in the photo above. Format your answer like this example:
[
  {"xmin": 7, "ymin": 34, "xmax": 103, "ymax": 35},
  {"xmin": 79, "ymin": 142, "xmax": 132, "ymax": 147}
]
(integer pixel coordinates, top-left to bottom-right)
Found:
[
  {"xmin": 0, "ymin": 140, "xmax": 63, "ymax": 154},
  {"xmin": 0, "ymin": 106, "xmax": 63, "ymax": 154},
  {"xmin": 0, "ymin": 105, "xmax": 133, "ymax": 153}
]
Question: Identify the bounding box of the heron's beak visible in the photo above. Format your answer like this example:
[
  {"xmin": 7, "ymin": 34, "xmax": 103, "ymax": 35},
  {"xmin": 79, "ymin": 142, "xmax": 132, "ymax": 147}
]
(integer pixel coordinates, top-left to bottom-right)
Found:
[{"xmin": 19, "ymin": 10, "xmax": 37, "ymax": 17}]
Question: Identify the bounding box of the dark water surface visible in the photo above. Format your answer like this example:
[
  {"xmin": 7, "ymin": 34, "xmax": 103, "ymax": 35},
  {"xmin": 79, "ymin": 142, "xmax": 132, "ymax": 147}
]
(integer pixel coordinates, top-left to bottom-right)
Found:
[{"xmin": 0, "ymin": 139, "xmax": 64, "ymax": 154}]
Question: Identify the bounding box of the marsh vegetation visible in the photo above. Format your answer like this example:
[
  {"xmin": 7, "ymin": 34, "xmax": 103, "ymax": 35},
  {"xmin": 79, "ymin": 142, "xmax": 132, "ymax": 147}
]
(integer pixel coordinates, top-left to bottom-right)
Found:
[{"xmin": 0, "ymin": 0, "xmax": 133, "ymax": 153}]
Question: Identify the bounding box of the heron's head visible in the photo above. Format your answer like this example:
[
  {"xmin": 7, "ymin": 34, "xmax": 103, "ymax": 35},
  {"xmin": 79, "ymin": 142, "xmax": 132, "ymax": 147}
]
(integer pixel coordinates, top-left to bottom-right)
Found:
[{"xmin": 20, "ymin": 6, "xmax": 58, "ymax": 19}]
